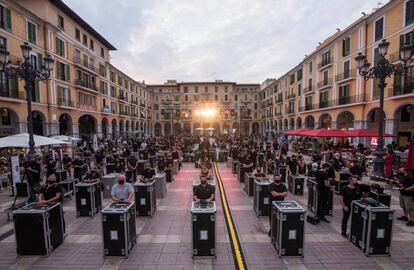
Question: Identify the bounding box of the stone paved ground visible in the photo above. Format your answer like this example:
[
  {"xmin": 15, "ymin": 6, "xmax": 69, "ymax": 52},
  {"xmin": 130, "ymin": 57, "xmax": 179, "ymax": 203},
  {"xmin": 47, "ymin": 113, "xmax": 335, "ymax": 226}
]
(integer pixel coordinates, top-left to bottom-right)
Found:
[{"xmin": 0, "ymin": 163, "xmax": 413, "ymax": 270}]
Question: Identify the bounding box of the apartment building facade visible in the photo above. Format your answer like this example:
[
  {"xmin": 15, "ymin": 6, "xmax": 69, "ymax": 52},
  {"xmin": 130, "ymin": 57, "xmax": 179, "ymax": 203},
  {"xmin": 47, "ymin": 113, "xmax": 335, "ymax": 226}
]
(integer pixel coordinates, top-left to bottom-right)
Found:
[
  {"xmin": 147, "ymin": 80, "xmax": 260, "ymax": 136},
  {"xmin": 260, "ymin": 0, "xmax": 414, "ymax": 146},
  {"xmin": 0, "ymin": 0, "xmax": 153, "ymax": 139}
]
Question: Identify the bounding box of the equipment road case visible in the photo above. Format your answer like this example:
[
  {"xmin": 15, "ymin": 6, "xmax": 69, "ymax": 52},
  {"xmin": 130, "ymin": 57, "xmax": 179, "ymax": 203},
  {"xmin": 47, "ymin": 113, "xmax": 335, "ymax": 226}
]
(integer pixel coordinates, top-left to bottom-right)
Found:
[
  {"xmin": 105, "ymin": 163, "xmax": 115, "ymax": 174},
  {"xmin": 173, "ymin": 159, "xmax": 179, "ymax": 176},
  {"xmin": 155, "ymin": 172, "xmax": 166, "ymax": 199},
  {"xmin": 238, "ymin": 165, "xmax": 245, "ymax": 183},
  {"xmin": 191, "ymin": 201, "xmax": 216, "ymax": 258},
  {"xmin": 193, "ymin": 179, "xmax": 216, "ymax": 187},
  {"xmin": 369, "ymin": 191, "xmax": 391, "ymax": 207},
  {"xmin": 75, "ymin": 181, "xmax": 102, "ymax": 217},
  {"xmin": 227, "ymin": 157, "xmax": 232, "ymax": 168},
  {"xmin": 288, "ymin": 175, "xmax": 304, "ymax": 195},
  {"xmin": 134, "ymin": 180, "xmax": 156, "ymax": 216},
  {"xmin": 60, "ymin": 178, "xmax": 77, "ymax": 199},
  {"xmin": 13, "ymin": 202, "xmax": 64, "ymax": 256},
  {"xmin": 232, "ymin": 160, "xmax": 239, "ymax": 174},
  {"xmin": 277, "ymin": 166, "xmax": 287, "ymax": 183},
  {"xmin": 55, "ymin": 170, "xmax": 67, "ymax": 183},
  {"xmin": 102, "ymin": 173, "xmax": 120, "ymax": 199},
  {"xmin": 244, "ymin": 172, "xmax": 255, "ymax": 196},
  {"xmin": 349, "ymin": 199, "xmax": 394, "ymax": 256},
  {"xmin": 271, "ymin": 201, "xmax": 305, "ymax": 257},
  {"xmin": 102, "ymin": 202, "xmax": 136, "ymax": 257},
  {"xmin": 253, "ymin": 179, "xmax": 272, "ymax": 217},
  {"xmin": 307, "ymin": 179, "xmax": 334, "ymax": 218}
]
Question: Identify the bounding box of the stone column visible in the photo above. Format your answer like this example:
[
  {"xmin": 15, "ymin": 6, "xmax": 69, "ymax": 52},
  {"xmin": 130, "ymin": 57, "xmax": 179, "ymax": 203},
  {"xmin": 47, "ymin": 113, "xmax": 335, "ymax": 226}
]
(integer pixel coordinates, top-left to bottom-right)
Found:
[
  {"xmin": 97, "ymin": 124, "xmax": 102, "ymax": 139},
  {"xmin": 72, "ymin": 123, "xmax": 79, "ymax": 138}
]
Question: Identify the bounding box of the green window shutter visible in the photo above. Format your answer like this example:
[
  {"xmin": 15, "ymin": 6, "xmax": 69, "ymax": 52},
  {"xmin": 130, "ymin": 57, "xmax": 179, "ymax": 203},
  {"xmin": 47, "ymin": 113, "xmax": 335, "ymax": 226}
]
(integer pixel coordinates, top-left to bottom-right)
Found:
[
  {"xmin": 400, "ymin": 35, "xmax": 404, "ymax": 49},
  {"xmin": 55, "ymin": 37, "xmax": 60, "ymax": 55},
  {"xmin": 342, "ymin": 40, "xmax": 345, "ymax": 56},
  {"xmin": 34, "ymin": 80, "xmax": 40, "ymax": 102},
  {"xmin": 374, "ymin": 48, "xmax": 380, "ymax": 66},
  {"xmin": 37, "ymin": 52, "xmax": 42, "ymax": 70},
  {"xmin": 65, "ymin": 64, "xmax": 70, "ymax": 82},
  {"xmin": 56, "ymin": 62, "xmax": 62, "ymax": 79},
  {"xmin": 5, "ymin": 8, "xmax": 12, "ymax": 32},
  {"xmin": 9, "ymin": 76, "xmax": 18, "ymax": 98}
]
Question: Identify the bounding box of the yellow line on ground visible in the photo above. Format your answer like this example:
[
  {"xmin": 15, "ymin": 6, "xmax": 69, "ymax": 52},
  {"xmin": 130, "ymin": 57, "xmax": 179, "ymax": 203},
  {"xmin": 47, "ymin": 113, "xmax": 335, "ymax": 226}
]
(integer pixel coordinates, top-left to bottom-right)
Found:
[{"xmin": 213, "ymin": 162, "xmax": 246, "ymax": 270}]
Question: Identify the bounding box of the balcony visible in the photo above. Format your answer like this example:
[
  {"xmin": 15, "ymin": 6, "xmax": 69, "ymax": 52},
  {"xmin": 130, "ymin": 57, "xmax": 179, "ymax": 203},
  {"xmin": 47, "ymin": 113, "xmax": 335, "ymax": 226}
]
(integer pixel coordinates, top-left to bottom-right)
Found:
[
  {"xmin": 276, "ymin": 97, "xmax": 283, "ymax": 103},
  {"xmin": 318, "ymin": 100, "xmax": 332, "ymax": 109},
  {"xmin": 57, "ymin": 98, "xmax": 73, "ymax": 107},
  {"xmin": 317, "ymin": 78, "xmax": 333, "ymax": 90},
  {"xmin": 75, "ymin": 79, "xmax": 97, "ymax": 91},
  {"xmin": 118, "ymin": 95, "xmax": 126, "ymax": 101},
  {"xmin": 287, "ymin": 93, "xmax": 296, "ymax": 100},
  {"xmin": 335, "ymin": 69, "xmax": 356, "ymax": 83},
  {"xmin": 336, "ymin": 95, "xmax": 365, "ymax": 105},
  {"xmin": 286, "ymin": 108, "xmax": 295, "ymax": 114},
  {"xmin": 73, "ymin": 57, "xmax": 98, "ymax": 74},
  {"xmin": 275, "ymin": 112, "xmax": 282, "ymax": 117},
  {"xmin": 76, "ymin": 103, "xmax": 97, "ymax": 111},
  {"xmin": 0, "ymin": 90, "xmax": 26, "ymax": 101},
  {"xmin": 388, "ymin": 84, "xmax": 414, "ymax": 97},
  {"xmin": 119, "ymin": 111, "xmax": 128, "ymax": 116},
  {"xmin": 303, "ymin": 85, "xmax": 314, "ymax": 94},
  {"xmin": 317, "ymin": 57, "xmax": 332, "ymax": 70}
]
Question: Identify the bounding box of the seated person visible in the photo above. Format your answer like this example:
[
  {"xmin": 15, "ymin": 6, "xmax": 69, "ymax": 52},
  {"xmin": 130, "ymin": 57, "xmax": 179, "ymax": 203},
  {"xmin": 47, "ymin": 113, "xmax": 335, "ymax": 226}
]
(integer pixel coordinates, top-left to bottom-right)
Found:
[
  {"xmin": 200, "ymin": 166, "xmax": 213, "ymax": 180},
  {"xmin": 254, "ymin": 166, "xmax": 266, "ymax": 180},
  {"xmin": 83, "ymin": 166, "xmax": 101, "ymax": 182},
  {"xmin": 157, "ymin": 156, "xmax": 166, "ymax": 173},
  {"xmin": 193, "ymin": 175, "xmax": 215, "ymax": 203},
  {"xmin": 111, "ymin": 175, "xmax": 133, "ymax": 203},
  {"xmin": 114, "ymin": 159, "xmax": 125, "ymax": 173},
  {"xmin": 39, "ymin": 174, "xmax": 63, "ymax": 204},
  {"xmin": 140, "ymin": 162, "xmax": 156, "ymax": 183}
]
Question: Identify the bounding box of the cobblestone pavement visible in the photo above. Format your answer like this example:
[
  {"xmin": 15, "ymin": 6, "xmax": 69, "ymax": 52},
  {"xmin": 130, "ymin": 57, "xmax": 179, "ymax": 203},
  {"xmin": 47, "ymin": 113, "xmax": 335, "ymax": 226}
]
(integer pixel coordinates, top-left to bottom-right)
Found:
[{"xmin": 0, "ymin": 163, "xmax": 413, "ymax": 270}]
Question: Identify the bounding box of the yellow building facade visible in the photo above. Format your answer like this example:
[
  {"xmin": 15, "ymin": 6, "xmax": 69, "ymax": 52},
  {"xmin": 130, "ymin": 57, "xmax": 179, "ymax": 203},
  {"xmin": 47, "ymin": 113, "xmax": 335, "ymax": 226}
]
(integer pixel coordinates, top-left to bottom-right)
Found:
[{"xmin": 260, "ymin": 0, "xmax": 414, "ymax": 146}]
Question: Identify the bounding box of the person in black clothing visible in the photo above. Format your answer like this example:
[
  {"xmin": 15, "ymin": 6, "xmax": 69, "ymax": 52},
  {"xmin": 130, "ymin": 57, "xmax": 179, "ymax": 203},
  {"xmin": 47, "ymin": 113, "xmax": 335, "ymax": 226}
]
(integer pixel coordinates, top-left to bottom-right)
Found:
[
  {"xmin": 297, "ymin": 158, "xmax": 307, "ymax": 175},
  {"xmin": 62, "ymin": 153, "xmax": 72, "ymax": 173},
  {"xmin": 349, "ymin": 160, "xmax": 363, "ymax": 178},
  {"xmin": 157, "ymin": 156, "xmax": 166, "ymax": 173},
  {"xmin": 266, "ymin": 159, "xmax": 274, "ymax": 175},
  {"xmin": 95, "ymin": 149, "xmax": 105, "ymax": 170},
  {"xmin": 46, "ymin": 158, "xmax": 57, "ymax": 178},
  {"xmin": 243, "ymin": 154, "xmax": 254, "ymax": 173},
  {"xmin": 339, "ymin": 175, "xmax": 361, "ymax": 237},
  {"xmin": 127, "ymin": 153, "xmax": 138, "ymax": 183},
  {"xmin": 193, "ymin": 175, "xmax": 215, "ymax": 202},
  {"xmin": 287, "ymin": 155, "xmax": 298, "ymax": 175},
  {"xmin": 140, "ymin": 162, "xmax": 155, "ymax": 183},
  {"xmin": 39, "ymin": 174, "xmax": 62, "ymax": 204},
  {"xmin": 114, "ymin": 159, "xmax": 125, "ymax": 174},
  {"xmin": 72, "ymin": 155, "xmax": 85, "ymax": 181},
  {"xmin": 83, "ymin": 166, "xmax": 101, "ymax": 183},
  {"xmin": 268, "ymin": 174, "xmax": 288, "ymax": 235},
  {"xmin": 316, "ymin": 163, "xmax": 332, "ymax": 223},
  {"xmin": 398, "ymin": 168, "xmax": 414, "ymax": 226},
  {"xmin": 24, "ymin": 156, "xmax": 41, "ymax": 203}
]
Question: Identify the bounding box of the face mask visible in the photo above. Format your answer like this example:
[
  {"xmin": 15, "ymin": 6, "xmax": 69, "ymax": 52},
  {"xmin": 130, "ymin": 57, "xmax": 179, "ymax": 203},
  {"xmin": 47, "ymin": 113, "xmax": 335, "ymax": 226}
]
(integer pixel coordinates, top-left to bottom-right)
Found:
[
  {"xmin": 47, "ymin": 181, "xmax": 55, "ymax": 185},
  {"xmin": 274, "ymin": 180, "xmax": 280, "ymax": 184},
  {"xmin": 118, "ymin": 180, "xmax": 125, "ymax": 184}
]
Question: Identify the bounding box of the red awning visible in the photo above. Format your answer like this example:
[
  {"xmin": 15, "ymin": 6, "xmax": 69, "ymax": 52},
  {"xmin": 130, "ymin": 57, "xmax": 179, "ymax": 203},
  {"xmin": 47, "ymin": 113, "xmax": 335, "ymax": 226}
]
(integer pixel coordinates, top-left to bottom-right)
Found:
[
  {"xmin": 342, "ymin": 129, "xmax": 395, "ymax": 138},
  {"xmin": 301, "ymin": 128, "xmax": 348, "ymax": 137},
  {"xmin": 283, "ymin": 129, "xmax": 309, "ymax": 135}
]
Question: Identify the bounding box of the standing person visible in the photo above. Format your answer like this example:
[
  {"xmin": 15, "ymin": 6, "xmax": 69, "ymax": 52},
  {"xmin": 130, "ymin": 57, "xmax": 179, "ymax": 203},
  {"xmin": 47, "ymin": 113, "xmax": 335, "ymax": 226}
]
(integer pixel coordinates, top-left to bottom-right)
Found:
[
  {"xmin": 72, "ymin": 155, "xmax": 85, "ymax": 181},
  {"xmin": 24, "ymin": 156, "xmax": 41, "ymax": 203},
  {"xmin": 339, "ymin": 175, "xmax": 361, "ymax": 237},
  {"xmin": 111, "ymin": 175, "xmax": 133, "ymax": 203},
  {"xmin": 385, "ymin": 150, "xmax": 395, "ymax": 178},
  {"xmin": 287, "ymin": 155, "xmax": 298, "ymax": 176},
  {"xmin": 267, "ymin": 174, "xmax": 288, "ymax": 235},
  {"xmin": 62, "ymin": 153, "xmax": 72, "ymax": 177},
  {"xmin": 127, "ymin": 153, "xmax": 138, "ymax": 183},
  {"xmin": 45, "ymin": 157, "xmax": 57, "ymax": 178},
  {"xmin": 316, "ymin": 163, "xmax": 332, "ymax": 223},
  {"xmin": 398, "ymin": 168, "xmax": 414, "ymax": 226}
]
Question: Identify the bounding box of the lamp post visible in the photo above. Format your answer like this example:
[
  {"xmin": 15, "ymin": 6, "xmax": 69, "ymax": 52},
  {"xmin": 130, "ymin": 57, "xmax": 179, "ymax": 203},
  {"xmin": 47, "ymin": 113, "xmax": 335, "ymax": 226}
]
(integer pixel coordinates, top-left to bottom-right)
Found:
[
  {"xmin": 355, "ymin": 39, "xmax": 412, "ymax": 178},
  {"xmin": 0, "ymin": 42, "xmax": 54, "ymax": 157}
]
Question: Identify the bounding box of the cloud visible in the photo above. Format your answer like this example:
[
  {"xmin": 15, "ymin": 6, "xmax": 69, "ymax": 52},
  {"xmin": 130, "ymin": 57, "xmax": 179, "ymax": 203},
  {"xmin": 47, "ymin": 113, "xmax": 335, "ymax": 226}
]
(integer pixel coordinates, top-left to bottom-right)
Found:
[{"xmin": 66, "ymin": 0, "xmax": 382, "ymax": 84}]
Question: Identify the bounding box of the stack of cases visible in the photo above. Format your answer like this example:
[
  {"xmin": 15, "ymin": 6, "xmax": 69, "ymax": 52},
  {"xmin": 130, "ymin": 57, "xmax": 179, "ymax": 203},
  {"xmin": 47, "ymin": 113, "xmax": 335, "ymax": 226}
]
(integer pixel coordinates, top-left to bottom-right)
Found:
[
  {"xmin": 350, "ymin": 199, "xmax": 394, "ymax": 256},
  {"xmin": 334, "ymin": 170, "xmax": 350, "ymax": 193},
  {"xmin": 191, "ymin": 201, "xmax": 216, "ymax": 258},
  {"xmin": 271, "ymin": 201, "xmax": 305, "ymax": 257},
  {"xmin": 244, "ymin": 172, "xmax": 255, "ymax": 196},
  {"xmin": 253, "ymin": 179, "xmax": 272, "ymax": 217},
  {"xmin": 134, "ymin": 180, "xmax": 156, "ymax": 216},
  {"xmin": 288, "ymin": 175, "xmax": 304, "ymax": 195},
  {"xmin": 75, "ymin": 181, "xmax": 102, "ymax": 217},
  {"xmin": 369, "ymin": 191, "xmax": 391, "ymax": 207},
  {"xmin": 306, "ymin": 179, "xmax": 334, "ymax": 223},
  {"xmin": 102, "ymin": 202, "xmax": 136, "ymax": 257},
  {"xmin": 13, "ymin": 203, "xmax": 64, "ymax": 256}
]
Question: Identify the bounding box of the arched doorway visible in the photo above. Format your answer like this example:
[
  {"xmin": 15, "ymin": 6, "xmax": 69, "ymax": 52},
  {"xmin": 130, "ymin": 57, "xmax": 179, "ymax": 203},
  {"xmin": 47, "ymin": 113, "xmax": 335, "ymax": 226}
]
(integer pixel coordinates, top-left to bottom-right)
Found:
[
  {"xmin": 155, "ymin": 123, "xmax": 162, "ymax": 136},
  {"xmin": 318, "ymin": 113, "xmax": 332, "ymax": 129},
  {"xmin": 305, "ymin": 115, "xmax": 315, "ymax": 129},
  {"xmin": 284, "ymin": 119, "xmax": 288, "ymax": 130},
  {"xmin": 366, "ymin": 108, "xmax": 386, "ymax": 132},
  {"xmin": 78, "ymin": 114, "xmax": 97, "ymax": 139},
  {"xmin": 289, "ymin": 118, "xmax": 295, "ymax": 130},
  {"xmin": 394, "ymin": 104, "xmax": 414, "ymax": 146},
  {"xmin": 111, "ymin": 119, "xmax": 117, "ymax": 138},
  {"xmin": 140, "ymin": 122, "xmax": 143, "ymax": 132},
  {"xmin": 59, "ymin": 113, "xmax": 72, "ymax": 136},
  {"xmin": 296, "ymin": 117, "xmax": 302, "ymax": 129},
  {"xmin": 252, "ymin": 122, "xmax": 259, "ymax": 135},
  {"xmin": 164, "ymin": 123, "xmax": 171, "ymax": 136},
  {"xmin": 337, "ymin": 111, "xmax": 354, "ymax": 130},
  {"xmin": 0, "ymin": 108, "xmax": 20, "ymax": 136},
  {"xmin": 183, "ymin": 123, "xmax": 191, "ymax": 134},
  {"xmin": 102, "ymin": 118, "xmax": 108, "ymax": 138},
  {"xmin": 173, "ymin": 123, "xmax": 181, "ymax": 135},
  {"xmin": 242, "ymin": 122, "xmax": 249, "ymax": 135},
  {"xmin": 119, "ymin": 120, "xmax": 124, "ymax": 137},
  {"xmin": 31, "ymin": 111, "xmax": 46, "ymax": 136}
]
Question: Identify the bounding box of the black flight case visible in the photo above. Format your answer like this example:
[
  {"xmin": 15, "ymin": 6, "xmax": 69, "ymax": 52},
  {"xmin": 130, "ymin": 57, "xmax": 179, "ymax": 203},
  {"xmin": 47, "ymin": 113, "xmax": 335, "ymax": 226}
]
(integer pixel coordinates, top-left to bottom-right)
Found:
[
  {"xmin": 244, "ymin": 172, "xmax": 255, "ymax": 196},
  {"xmin": 350, "ymin": 199, "xmax": 394, "ymax": 256},
  {"xmin": 102, "ymin": 202, "xmax": 136, "ymax": 257},
  {"xmin": 192, "ymin": 201, "xmax": 216, "ymax": 258},
  {"xmin": 253, "ymin": 179, "xmax": 272, "ymax": 217},
  {"xmin": 306, "ymin": 179, "xmax": 334, "ymax": 224},
  {"xmin": 238, "ymin": 165, "xmax": 245, "ymax": 183},
  {"xmin": 271, "ymin": 201, "xmax": 305, "ymax": 257},
  {"xmin": 369, "ymin": 191, "xmax": 391, "ymax": 207},
  {"xmin": 134, "ymin": 180, "xmax": 156, "ymax": 217},
  {"xmin": 276, "ymin": 166, "xmax": 287, "ymax": 183},
  {"xmin": 288, "ymin": 174, "xmax": 304, "ymax": 195},
  {"xmin": 13, "ymin": 202, "xmax": 64, "ymax": 256},
  {"xmin": 232, "ymin": 160, "xmax": 239, "ymax": 174},
  {"xmin": 75, "ymin": 181, "xmax": 102, "ymax": 217}
]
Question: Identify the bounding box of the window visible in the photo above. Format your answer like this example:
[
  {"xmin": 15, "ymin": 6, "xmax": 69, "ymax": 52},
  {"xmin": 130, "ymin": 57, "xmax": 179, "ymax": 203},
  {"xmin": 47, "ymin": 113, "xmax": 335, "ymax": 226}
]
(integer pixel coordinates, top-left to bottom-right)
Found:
[
  {"xmin": 234, "ymin": 95, "xmax": 238, "ymax": 101},
  {"xmin": 400, "ymin": 30, "xmax": 414, "ymax": 49},
  {"xmin": 342, "ymin": 37, "xmax": 351, "ymax": 56},
  {"xmin": 90, "ymin": 39, "xmax": 94, "ymax": 50},
  {"xmin": 75, "ymin": 28, "xmax": 80, "ymax": 40},
  {"xmin": 82, "ymin": 34, "xmax": 87, "ymax": 46},
  {"xmin": 185, "ymin": 95, "xmax": 188, "ymax": 101},
  {"xmin": 338, "ymin": 85, "xmax": 350, "ymax": 105},
  {"xmin": 55, "ymin": 37, "xmax": 65, "ymax": 57},
  {"xmin": 100, "ymin": 47, "xmax": 104, "ymax": 58},
  {"xmin": 27, "ymin": 21, "xmax": 36, "ymax": 44},
  {"xmin": 297, "ymin": 69, "xmax": 303, "ymax": 81},
  {"xmin": 298, "ymin": 84, "xmax": 302, "ymax": 96},
  {"xmin": 323, "ymin": 70, "xmax": 329, "ymax": 85},
  {"xmin": 290, "ymin": 74, "xmax": 295, "ymax": 85},
  {"xmin": 308, "ymin": 78, "xmax": 312, "ymax": 91},
  {"xmin": 308, "ymin": 62, "xmax": 312, "ymax": 74},
  {"xmin": 215, "ymin": 95, "xmax": 218, "ymax": 101},
  {"xmin": 58, "ymin": 15, "xmax": 64, "ymax": 29},
  {"xmin": 204, "ymin": 86, "xmax": 208, "ymax": 93},
  {"xmin": 343, "ymin": 61, "xmax": 350, "ymax": 78},
  {"xmin": 55, "ymin": 61, "xmax": 70, "ymax": 81},
  {"xmin": 0, "ymin": 5, "xmax": 12, "ymax": 32},
  {"xmin": 215, "ymin": 86, "xmax": 218, "ymax": 93},
  {"xmin": 99, "ymin": 63, "xmax": 106, "ymax": 77},
  {"xmin": 183, "ymin": 86, "xmax": 188, "ymax": 93},
  {"xmin": 224, "ymin": 86, "xmax": 228, "ymax": 93},
  {"xmin": 406, "ymin": 0, "xmax": 414, "ymax": 26},
  {"xmin": 194, "ymin": 86, "xmax": 198, "ymax": 93},
  {"xmin": 194, "ymin": 95, "xmax": 199, "ymax": 101},
  {"xmin": 225, "ymin": 94, "xmax": 228, "ymax": 101},
  {"xmin": 322, "ymin": 51, "xmax": 330, "ymax": 65},
  {"xmin": 375, "ymin": 17, "xmax": 384, "ymax": 42}
]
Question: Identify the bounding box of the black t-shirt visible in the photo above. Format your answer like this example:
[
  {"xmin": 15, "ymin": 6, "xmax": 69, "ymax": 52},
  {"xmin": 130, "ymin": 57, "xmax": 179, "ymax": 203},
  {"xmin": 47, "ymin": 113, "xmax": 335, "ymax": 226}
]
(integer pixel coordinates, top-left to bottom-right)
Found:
[
  {"xmin": 193, "ymin": 183, "xmax": 215, "ymax": 200},
  {"xmin": 62, "ymin": 157, "xmax": 72, "ymax": 166},
  {"xmin": 95, "ymin": 153, "xmax": 104, "ymax": 164},
  {"xmin": 84, "ymin": 171, "xmax": 101, "ymax": 181},
  {"xmin": 340, "ymin": 185, "xmax": 361, "ymax": 208},
  {"xmin": 268, "ymin": 182, "xmax": 287, "ymax": 201},
  {"xmin": 128, "ymin": 156, "xmax": 138, "ymax": 167},
  {"xmin": 142, "ymin": 168, "xmax": 155, "ymax": 179},
  {"xmin": 46, "ymin": 162, "xmax": 56, "ymax": 174},
  {"xmin": 401, "ymin": 175, "xmax": 414, "ymax": 197},
  {"xmin": 316, "ymin": 170, "xmax": 330, "ymax": 196},
  {"xmin": 72, "ymin": 159, "xmax": 83, "ymax": 170},
  {"xmin": 288, "ymin": 160, "xmax": 298, "ymax": 174},
  {"xmin": 172, "ymin": 150, "xmax": 179, "ymax": 160},
  {"xmin": 42, "ymin": 184, "xmax": 62, "ymax": 201}
]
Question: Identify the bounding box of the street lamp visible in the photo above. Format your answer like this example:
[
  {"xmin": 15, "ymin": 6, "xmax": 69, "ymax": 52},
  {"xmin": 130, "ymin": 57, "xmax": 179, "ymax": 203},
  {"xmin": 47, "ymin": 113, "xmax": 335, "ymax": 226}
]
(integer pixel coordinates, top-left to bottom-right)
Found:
[
  {"xmin": 0, "ymin": 42, "xmax": 54, "ymax": 156},
  {"xmin": 355, "ymin": 38, "xmax": 412, "ymax": 178}
]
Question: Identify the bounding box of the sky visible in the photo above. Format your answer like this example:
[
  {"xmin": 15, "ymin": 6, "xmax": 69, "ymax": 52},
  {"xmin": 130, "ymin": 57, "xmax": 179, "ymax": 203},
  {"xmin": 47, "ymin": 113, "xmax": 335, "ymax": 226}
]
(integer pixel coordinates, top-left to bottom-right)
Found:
[{"xmin": 65, "ymin": 0, "xmax": 383, "ymax": 84}]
